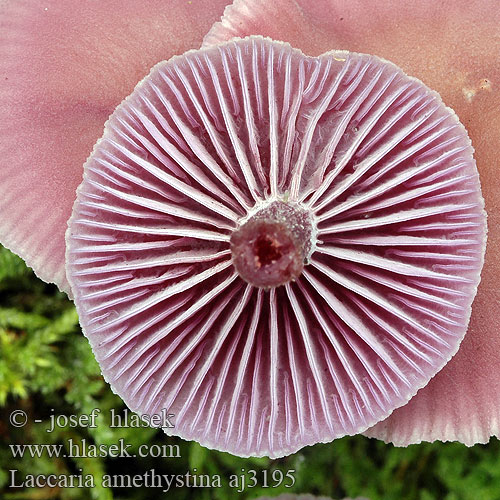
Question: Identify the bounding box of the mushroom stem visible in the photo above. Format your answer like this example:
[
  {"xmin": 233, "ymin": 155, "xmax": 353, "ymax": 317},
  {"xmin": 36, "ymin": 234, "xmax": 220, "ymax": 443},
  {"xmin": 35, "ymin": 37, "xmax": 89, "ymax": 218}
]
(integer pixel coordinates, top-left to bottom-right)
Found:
[{"xmin": 230, "ymin": 200, "xmax": 315, "ymax": 288}]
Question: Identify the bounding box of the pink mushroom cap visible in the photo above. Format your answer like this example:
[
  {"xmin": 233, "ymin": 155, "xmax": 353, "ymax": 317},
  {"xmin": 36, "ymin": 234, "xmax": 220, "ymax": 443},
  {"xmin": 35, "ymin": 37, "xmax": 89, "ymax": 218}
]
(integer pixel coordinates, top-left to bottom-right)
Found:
[
  {"xmin": 0, "ymin": 0, "xmax": 230, "ymax": 294},
  {"xmin": 204, "ymin": 0, "xmax": 500, "ymax": 447},
  {"xmin": 0, "ymin": 0, "xmax": 497, "ymax": 451},
  {"xmin": 66, "ymin": 36, "xmax": 485, "ymax": 457}
]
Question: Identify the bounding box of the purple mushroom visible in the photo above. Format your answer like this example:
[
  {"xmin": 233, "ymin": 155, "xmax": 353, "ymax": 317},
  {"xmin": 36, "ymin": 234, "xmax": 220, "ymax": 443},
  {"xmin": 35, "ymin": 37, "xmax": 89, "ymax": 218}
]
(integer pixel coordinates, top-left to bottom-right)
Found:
[
  {"xmin": 66, "ymin": 37, "xmax": 485, "ymax": 457},
  {"xmin": 0, "ymin": 0, "xmax": 498, "ymax": 452},
  {"xmin": 0, "ymin": 0, "xmax": 230, "ymax": 294}
]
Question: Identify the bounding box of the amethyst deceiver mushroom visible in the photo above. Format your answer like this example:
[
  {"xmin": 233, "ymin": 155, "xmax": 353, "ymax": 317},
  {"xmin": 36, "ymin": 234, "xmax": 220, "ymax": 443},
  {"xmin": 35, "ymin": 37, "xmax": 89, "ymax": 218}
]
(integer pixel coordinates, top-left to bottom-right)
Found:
[
  {"xmin": 0, "ymin": 0, "xmax": 230, "ymax": 294},
  {"xmin": 204, "ymin": 0, "xmax": 500, "ymax": 447},
  {"xmin": 66, "ymin": 36, "xmax": 486, "ymax": 457},
  {"xmin": 1, "ymin": 0, "xmax": 496, "ymax": 452}
]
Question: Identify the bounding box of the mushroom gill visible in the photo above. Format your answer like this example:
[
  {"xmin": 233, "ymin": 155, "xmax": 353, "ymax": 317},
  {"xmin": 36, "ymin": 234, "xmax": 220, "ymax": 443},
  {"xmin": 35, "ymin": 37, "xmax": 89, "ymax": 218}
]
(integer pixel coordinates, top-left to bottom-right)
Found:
[{"xmin": 66, "ymin": 36, "xmax": 486, "ymax": 457}]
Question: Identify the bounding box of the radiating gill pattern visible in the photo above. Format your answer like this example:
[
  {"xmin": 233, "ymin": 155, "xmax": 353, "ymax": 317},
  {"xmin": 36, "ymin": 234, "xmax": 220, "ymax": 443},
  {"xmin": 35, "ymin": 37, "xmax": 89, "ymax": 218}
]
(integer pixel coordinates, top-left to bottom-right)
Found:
[{"xmin": 66, "ymin": 37, "xmax": 486, "ymax": 457}]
